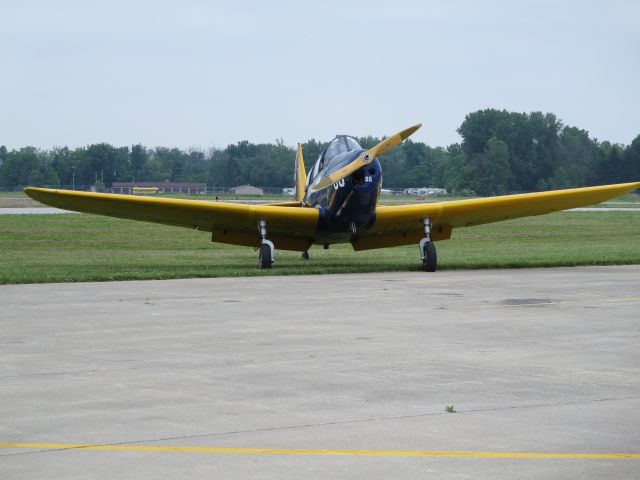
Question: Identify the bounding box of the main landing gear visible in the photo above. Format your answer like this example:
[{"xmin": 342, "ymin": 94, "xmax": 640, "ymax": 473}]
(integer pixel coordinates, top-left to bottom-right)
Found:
[
  {"xmin": 419, "ymin": 217, "xmax": 437, "ymax": 272},
  {"xmin": 257, "ymin": 218, "xmax": 437, "ymax": 271},
  {"xmin": 257, "ymin": 220, "xmax": 275, "ymax": 269}
]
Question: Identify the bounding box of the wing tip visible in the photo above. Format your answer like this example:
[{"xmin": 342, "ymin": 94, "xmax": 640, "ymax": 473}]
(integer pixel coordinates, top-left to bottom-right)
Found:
[
  {"xmin": 23, "ymin": 186, "xmax": 43, "ymax": 200},
  {"xmin": 24, "ymin": 186, "xmax": 67, "ymax": 200}
]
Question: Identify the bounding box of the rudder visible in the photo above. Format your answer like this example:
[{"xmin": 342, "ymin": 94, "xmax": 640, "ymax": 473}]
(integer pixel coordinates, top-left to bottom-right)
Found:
[{"xmin": 294, "ymin": 143, "xmax": 307, "ymax": 202}]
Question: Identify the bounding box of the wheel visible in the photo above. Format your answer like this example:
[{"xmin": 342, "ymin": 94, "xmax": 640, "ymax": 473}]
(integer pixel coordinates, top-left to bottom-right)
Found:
[
  {"xmin": 422, "ymin": 242, "xmax": 437, "ymax": 272},
  {"xmin": 301, "ymin": 251, "xmax": 310, "ymax": 260},
  {"xmin": 259, "ymin": 243, "xmax": 272, "ymax": 269}
]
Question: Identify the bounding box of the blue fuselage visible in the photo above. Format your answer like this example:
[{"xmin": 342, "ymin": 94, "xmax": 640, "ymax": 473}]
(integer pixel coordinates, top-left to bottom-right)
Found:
[{"xmin": 303, "ymin": 148, "xmax": 381, "ymax": 245}]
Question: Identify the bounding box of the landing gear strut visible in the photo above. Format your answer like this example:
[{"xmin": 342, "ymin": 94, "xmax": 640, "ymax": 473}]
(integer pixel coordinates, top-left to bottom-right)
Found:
[
  {"xmin": 301, "ymin": 251, "xmax": 310, "ymax": 260},
  {"xmin": 257, "ymin": 219, "xmax": 275, "ymax": 269},
  {"xmin": 419, "ymin": 217, "xmax": 437, "ymax": 272}
]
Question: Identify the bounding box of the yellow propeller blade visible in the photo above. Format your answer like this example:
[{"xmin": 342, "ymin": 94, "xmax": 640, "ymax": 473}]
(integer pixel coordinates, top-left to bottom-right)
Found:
[
  {"xmin": 368, "ymin": 123, "xmax": 422, "ymax": 158},
  {"xmin": 307, "ymin": 124, "xmax": 421, "ymax": 194}
]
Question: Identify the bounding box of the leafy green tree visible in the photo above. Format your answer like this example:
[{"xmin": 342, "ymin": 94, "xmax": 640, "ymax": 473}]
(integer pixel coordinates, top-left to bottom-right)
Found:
[
  {"xmin": 469, "ymin": 137, "xmax": 512, "ymax": 195},
  {"xmin": 0, "ymin": 110, "xmax": 635, "ymax": 192},
  {"xmin": 50, "ymin": 147, "xmax": 73, "ymax": 186},
  {"xmin": 428, "ymin": 146, "xmax": 451, "ymax": 187},
  {"xmin": 130, "ymin": 144, "xmax": 148, "ymax": 182},
  {"xmin": 548, "ymin": 127, "xmax": 596, "ymax": 188},
  {"xmin": 180, "ymin": 150, "xmax": 208, "ymax": 182},
  {"xmin": 76, "ymin": 143, "xmax": 129, "ymax": 186},
  {"xmin": 0, "ymin": 147, "xmax": 41, "ymax": 188},
  {"xmin": 143, "ymin": 155, "xmax": 171, "ymax": 182},
  {"xmin": 593, "ymin": 142, "xmax": 625, "ymax": 184},
  {"xmin": 623, "ymin": 135, "xmax": 640, "ymax": 183},
  {"xmin": 444, "ymin": 145, "xmax": 473, "ymax": 194},
  {"xmin": 378, "ymin": 144, "xmax": 407, "ymax": 188},
  {"xmin": 153, "ymin": 147, "xmax": 188, "ymax": 182},
  {"xmin": 457, "ymin": 109, "xmax": 562, "ymax": 192},
  {"xmin": 402, "ymin": 139, "xmax": 426, "ymax": 168}
]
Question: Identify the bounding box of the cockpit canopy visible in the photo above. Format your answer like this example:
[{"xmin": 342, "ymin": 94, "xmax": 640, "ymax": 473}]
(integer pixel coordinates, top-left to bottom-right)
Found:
[
  {"xmin": 323, "ymin": 136, "xmax": 362, "ymax": 164},
  {"xmin": 307, "ymin": 135, "xmax": 364, "ymax": 188}
]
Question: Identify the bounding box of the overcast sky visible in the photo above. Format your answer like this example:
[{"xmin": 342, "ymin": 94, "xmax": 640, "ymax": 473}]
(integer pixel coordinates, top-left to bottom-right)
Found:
[{"xmin": 2, "ymin": 0, "xmax": 638, "ymax": 151}]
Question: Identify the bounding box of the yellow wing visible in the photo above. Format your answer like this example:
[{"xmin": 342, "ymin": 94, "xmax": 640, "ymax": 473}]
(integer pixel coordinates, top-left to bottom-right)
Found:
[
  {"xmin": 24, "ymin": 188, "xmax": 319, "ymax": 252},
  {"xmin": 352, "ymin": 182, "xmax": 640, "ymax": 251}
]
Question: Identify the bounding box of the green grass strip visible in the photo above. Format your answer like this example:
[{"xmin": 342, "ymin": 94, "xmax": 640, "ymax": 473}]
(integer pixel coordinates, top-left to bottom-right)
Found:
[{"xmin": 0, "ymin": 211, "xmax": 639, "ymax": 284}]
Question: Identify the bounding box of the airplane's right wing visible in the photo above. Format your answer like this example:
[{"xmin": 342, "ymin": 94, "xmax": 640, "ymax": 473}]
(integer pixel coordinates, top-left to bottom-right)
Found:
[
  {"xmin": 25, "ymin": 188, "xmax": 319, "ymax": 251},
  {"xmin": 352, "ymin": 182, "xmax": 640, "ymax": 250}
]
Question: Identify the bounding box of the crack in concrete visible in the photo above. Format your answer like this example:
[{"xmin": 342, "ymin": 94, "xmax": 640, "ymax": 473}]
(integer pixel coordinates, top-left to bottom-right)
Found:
[{"xmin": 3, "ymin": 393, "xmax": 640, "ymax": 458}]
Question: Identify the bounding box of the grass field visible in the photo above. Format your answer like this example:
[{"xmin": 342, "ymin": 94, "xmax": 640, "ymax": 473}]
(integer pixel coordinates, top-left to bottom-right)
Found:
[{"xmin": 1, "ymin": 210, "xmax": 639, "ymax": 284}]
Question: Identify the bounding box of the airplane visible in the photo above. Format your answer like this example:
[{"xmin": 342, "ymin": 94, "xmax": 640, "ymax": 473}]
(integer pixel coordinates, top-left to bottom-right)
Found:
[{"xmin": 25, "ymin": 124, "xmax": 639, "ymax": 271}]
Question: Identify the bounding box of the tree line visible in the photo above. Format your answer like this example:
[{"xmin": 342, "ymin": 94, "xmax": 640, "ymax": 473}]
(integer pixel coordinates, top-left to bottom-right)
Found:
[{"xmin": 1, "ymin": 109, "xmax": 638, "ymax": 195}]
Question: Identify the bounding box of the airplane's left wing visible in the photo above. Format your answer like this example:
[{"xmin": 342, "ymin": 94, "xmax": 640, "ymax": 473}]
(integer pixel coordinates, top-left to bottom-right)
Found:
[
  {"xmin": 352, "ymin": 181, "xmax": 640, "ymax": 250},
  {"xmin": 24, "ymin": 188, "xmax": 319, "ymax": 251}
]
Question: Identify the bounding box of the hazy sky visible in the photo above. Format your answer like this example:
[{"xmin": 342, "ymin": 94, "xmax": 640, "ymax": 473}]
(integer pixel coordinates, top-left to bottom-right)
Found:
[{"xmin": 2, "ymin": 0, "xmax": 638, "ymax": 150}]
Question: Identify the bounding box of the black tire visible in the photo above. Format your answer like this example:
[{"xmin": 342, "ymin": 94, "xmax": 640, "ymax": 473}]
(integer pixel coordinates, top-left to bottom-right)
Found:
[
  {"xmin": 259, "ymin": 243, "xmax": 272, "ymax": 269},
  {"xmin": 422, "ymin": 242, "xmax": 437, "ymax": 272},
  {"xmin": 301, "ymin": 251, "xmax": 310, "ymax": 260}
]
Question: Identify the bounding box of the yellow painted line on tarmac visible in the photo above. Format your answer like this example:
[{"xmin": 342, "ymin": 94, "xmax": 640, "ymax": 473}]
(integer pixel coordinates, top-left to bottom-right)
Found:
[{"xmin": 1, "ymin": 442, "xmax": 639, "ymax": 459}]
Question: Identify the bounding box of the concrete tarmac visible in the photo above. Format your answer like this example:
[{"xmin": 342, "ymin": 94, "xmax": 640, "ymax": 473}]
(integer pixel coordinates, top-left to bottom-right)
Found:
[{"xmin": 1, "ymin": 266, "xmax": 639, "ymax": 479}]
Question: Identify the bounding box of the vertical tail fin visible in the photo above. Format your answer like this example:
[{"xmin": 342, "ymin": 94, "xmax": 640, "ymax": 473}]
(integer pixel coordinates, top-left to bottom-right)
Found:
[{"xmin": 294, "ymin": 143, "xmax": 307, "ymax": 202}]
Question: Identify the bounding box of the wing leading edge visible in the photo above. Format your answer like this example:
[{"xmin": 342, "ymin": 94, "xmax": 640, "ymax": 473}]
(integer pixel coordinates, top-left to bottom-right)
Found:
[
  {"xmin": 352, "ymin": 181, "xmax": 640, "ymax": 250},
  {"xmin": 24, "ymin": 188, "xmax": 319, "ymax": 252}
]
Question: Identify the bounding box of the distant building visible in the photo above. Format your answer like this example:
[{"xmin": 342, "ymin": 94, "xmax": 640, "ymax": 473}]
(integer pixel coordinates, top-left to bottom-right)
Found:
[
  {"xmin": 229, "ymin": 185, "xmax": 264, "ymax": 195},
  {"xmin": 112, "ymin": 182, "xmax": 206, "ymax": 194}
]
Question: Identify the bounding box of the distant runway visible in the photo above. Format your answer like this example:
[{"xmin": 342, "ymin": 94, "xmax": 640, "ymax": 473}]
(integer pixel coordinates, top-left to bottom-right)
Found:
[
  {"xmin": 0, "ymin": 207, "xmax": 77, "ymax": 214},
  {"xmin": 1, "ymin": 266, "xmax": 639, "ymax": 479},
  {"xmin": 570, "ymin": 207, "xmax": 640, "ymax": 211}
]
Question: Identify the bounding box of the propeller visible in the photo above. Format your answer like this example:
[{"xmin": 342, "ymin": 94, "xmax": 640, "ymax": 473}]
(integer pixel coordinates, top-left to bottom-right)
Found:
[{"xmin": 307, "ymin": 124, "xmax": 422, "ymax": 194}]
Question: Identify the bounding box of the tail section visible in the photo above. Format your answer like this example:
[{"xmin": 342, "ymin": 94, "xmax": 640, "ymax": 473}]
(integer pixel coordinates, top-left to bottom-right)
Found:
[{"xmin": 294, "ymin": 143, "xmax": 307, "ymax": 202}]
